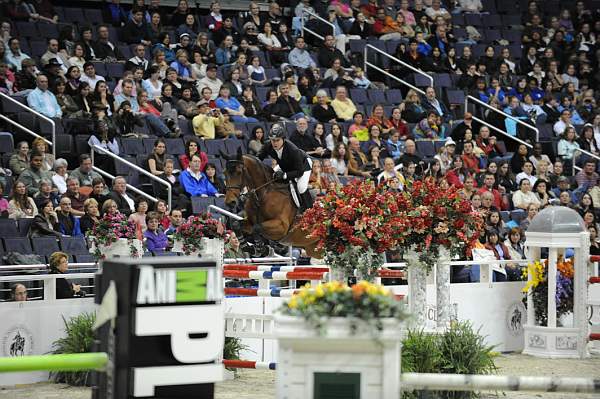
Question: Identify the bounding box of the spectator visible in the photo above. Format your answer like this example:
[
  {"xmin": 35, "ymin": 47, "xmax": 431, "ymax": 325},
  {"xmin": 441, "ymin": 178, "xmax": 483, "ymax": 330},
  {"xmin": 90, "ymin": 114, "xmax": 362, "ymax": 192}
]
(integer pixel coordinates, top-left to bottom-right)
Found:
[
  {"xmin": 28, "ymin": 198, "xmax": 60, "ymax": 238},
  {"xmin": 70, "ymin": 154, "xmax": 103, "ymax": 192},
  {"xmin": 510, "ymin": 144, "xmax": 530, "ymax": 175},
  {"xmin": 14, "ymin": 58, "xmax": 38, "ymax": 93},
  {"xmin": 554, "ymin": 109, "xmax": 575, "ymax": 136},
  {"xmin": 529, "ymin": 143, "xmax": 553, "ymax": 173},
  {"xmin": 63, "ymin": 178, "xmax": 87, "ymax": 217},
  {"xmin": 216, "ymin": 85, "xmax": 257, "ymax": 123},
  {"xmin": 34, "ymin": 179, "xmax": 59, "ymax": 210},
  {"xmin": 248, "ymin": 126, "xmax": 266, "ymax": 156},
  {"xmin": 532, "ymin": 179, "xmax": 553, "ymax": 208},
  {"xmin": 179, "ymin": 153, "xmax": 218, "ymax": 197},
  {"xmin": 478, "ymin": 173, "xmax": 503, "ymax": 210},
  {"xmin": 460, "ymin": 141, "xmax": 480, "ymax": 174},
  {"xmin": 5, "ymin": 38, "xmax": 30, "ymax": 71},
  {"xmin": 224, "ymin": 231, "xmax": 248, "ymax": 258},
  {"xmin": 578, "ymin": 124, "xmax": 599, "ymax": 156},
  {"xmin": 89, "ymin": 178, "xmax": 110, "ymax": 209},
  {"xmin": 11, "ymin": 284, "xmax": 27, "ymax": 302},
  {"xmin": 41, "ymin": 38, "xmax": 67, "ymax": 73},
  {"xmin": 290, "ymin": 117, "xmax": 326, "ymax": 158},
  {"xmin": 94, "ymin": 24, "xmax": 126, "ymax": 62},
  {"xmin": 205, "ymin": 163, "xmax": 225, "ymax": 194},
  {"xmin": 330, "ymin": 86, "xmax": 357, "ymax": 122},
  {"xmin": 348, "ymin": 111, "xmax": 368, "ymax": 140},
  {"xmin": 146, "ymin": 138, "xmax": 168, "ymax": 176},
  {"xmin": 330, "ymin": 143, "xmax": 350, "ymax": 176},
  {"xmin": 519, "ymin": 202, "xmax": 539, "ymax": 232},
  {"xmin": 317, "ymin": 35, "xmax": 349, "ymax": 69},
  {"xmin": 275, "ymin": 82, "xmax": 305, "ymax": 120},
  {"xmin": 516, "ymin": 161, "xmax": 537, "ymax": 186},
  {"xmin": 165, "ymin": 207, "xmax": 184, "ymax": 236},
  {"xmin": 9, "ymin": 141, "xmax": 30, "ymax": 176},
  {"xmin": 154, "ymin": 199, "xmax": 171, "ymax": 230},
  {"xmin": 347, "ymin": 137, "xmax": 370, "ymax": 178},
  {"xmin": 398, "ymin": 139, "xmax": 423, "ymax": 171},
  {"xmin": 179, "ymin": 138, "xmax": 207, "ymax": 171},
  {"xmin": 144, "ymin": 211, "xmax": 168, "ymax": 252},
  {"xmin": 289, "ymin": 36, "xmax": 316, "ymax": 70},
  {"xmin": 17, "ymin": 151, "xmax": 53, "ymax": 197},
  {"xmin": 109, "ymin": 176, "xmax": 135, "ymax": 216},
  {"xmin": 312, "ymin": 89, "xmax": 338, "ymax": 123},
  {"xmin": 128, "ymin": 196, "xmax": 149, "ymax": 232},
  {"xmin": 49, "ymin": 252, "xmax": 83, "ymax": 299},
  {"xmin": 80, "ymin": 62, "xmax": 105, "ymax": 89},
  {"xmin": 557, "ymin": 126, "xmax": 580, "ymax": 171},
  {"xmin": 122, "ymin": 6, "xmax": 151, "ymax": 45},
  {"xmin": 80, "ymin": 198, "xmax": 100, "ymax": 236},
  {"xmin": 558, "ymin": 190, "xmax": 574, "ymax": 208},
  {"xmin": 56, "ymin": 197, "xmax": 82, "ymax": 237},
  {"xmin": 196, "ymin": 64, "xmax": 222, "ymax": 100},
  {"xmin": 575, "ymin": 160, "xmax": 599, "ymax": 190},
  {"xmin": 575, "ymin": 193, "xmax": 596, "ymax": 218},
  {"xmin": 27, "ymin": 74, "xmax": 61, "ymax": 118},
  {"xmin": 325, "ymin": 123, "xmax": 348, "ymax": 152},
  {"xmin": 534, "ymin": 159, "xmax": 552, "ymax": 183},
  {"xmin": 414, "ymin": 111, "xmax": 445, "ymax": 139},
  {"xmin": 512, "ymin": 178, "xmax": 540, "ymax": 210}
]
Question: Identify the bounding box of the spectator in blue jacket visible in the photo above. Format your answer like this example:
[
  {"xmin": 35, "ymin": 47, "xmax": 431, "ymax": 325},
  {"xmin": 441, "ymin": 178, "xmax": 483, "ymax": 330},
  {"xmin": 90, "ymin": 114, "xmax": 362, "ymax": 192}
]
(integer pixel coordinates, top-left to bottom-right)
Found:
[
  {"xmin": 57, "ymin": 197, "xmax": 83, "ymax": 237},
  {"xmin": 144, "ymin": 212, "xmax": 169, "ymax": 252},
  {"xmin": 179, "ymin": 153, "xmax": 218, "ymax": 197}
]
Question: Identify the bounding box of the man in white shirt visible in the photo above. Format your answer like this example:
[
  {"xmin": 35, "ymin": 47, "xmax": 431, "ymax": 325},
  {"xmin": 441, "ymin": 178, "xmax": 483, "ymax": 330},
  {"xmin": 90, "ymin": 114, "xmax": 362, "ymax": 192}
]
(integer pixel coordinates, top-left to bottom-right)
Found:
[
  {"xmin": 4, "ymin": 38, "xmax": 30, "ymax": 71},
  {"xmin": 26, "ymin": 74, "xmax": 62, "ymax": 118},
  {"xmin": 515, "ymin": 161, "xmax": 538, "ymax": 186},
  {"xmin": 553, "ymin": 109, "xmax": 575, "ymax": 136},
  {"xmin": 288, "ymin": 36, "xmax": 316, "ymax": 70},
  {"xmin": 79, "ymin": 62, "xmax": 105, "ymax": 88},
  {"xmin": 425, "ymin": 0, "xmax": 451, "ymax": 20},
  {"xmin": 196, "ymin": 64, "xmax": 222, "ymax": 100}
]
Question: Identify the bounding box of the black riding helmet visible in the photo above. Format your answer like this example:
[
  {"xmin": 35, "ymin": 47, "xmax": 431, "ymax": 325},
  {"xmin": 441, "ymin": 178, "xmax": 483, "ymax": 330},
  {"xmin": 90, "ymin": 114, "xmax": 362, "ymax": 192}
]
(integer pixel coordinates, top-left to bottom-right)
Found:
[{"xmin": 268, "ymin": 123, "xmax": 285, "ymax": 140}]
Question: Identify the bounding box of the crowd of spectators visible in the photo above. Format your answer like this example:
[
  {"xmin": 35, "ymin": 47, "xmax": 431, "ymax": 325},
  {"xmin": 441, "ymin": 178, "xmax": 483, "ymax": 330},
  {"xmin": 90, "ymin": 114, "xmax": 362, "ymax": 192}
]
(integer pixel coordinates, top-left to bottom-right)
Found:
[{"xmin": 1, "ymin": 0, "xmax": 600, "ymax": 290}]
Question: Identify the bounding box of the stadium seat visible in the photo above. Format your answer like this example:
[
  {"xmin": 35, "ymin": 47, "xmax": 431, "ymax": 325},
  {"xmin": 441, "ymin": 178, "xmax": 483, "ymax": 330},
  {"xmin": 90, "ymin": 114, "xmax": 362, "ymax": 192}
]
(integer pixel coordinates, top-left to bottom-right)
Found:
[
  {"xmin": 0, "ymin": 132, "xmax": 14, "ymax": 154},
  {"xmin": 63, "ymin": 7, "xmax": 86, "ymax": 23},
  {"xmin": 121, "ymin": 138, "xmax": 145, "ymax": 155},
  {"xmin": 416, "ymin": 141, "xmax": 435, "ymax": 158},
  {"xmin": 165, "ymin": 138, "xmax": 186, "ymax": 155},
  {"xmin": 4, "ymin": 238, "xmax": 33, "ymax": 254},
  {"xmin": 16, "ymin": 219, "xmax": 33, "ymax": 237},
  {"xmin": 367, "ymin": 89, "xmax": 386, "ymax": 104},
  {"xmin": 60, "ymin": 236, "xmax": 89, "ymax": 255},
  {"xmin": 74, "ymin": 254, "xmax": 95, "ymax": 263},
  {"xmin": 204, "ymin": 140, "xmax": 227, "ymax": 156},
  {"xmin": 0, "ymin": 220, "xmax": 18, "ymax": 238},
  {"xmin": 37, "ymin": 23, "xmax": 59, "ymax": 39},
  {"xmin": 482, "ymin": 14, "xmax": 502, "ymax": 28},
  {"xmin": 464, "ymin": 14, "xmax": 482, "ymax": 27},
  {"xmin": 225, "ymin": 138, "xmax": 244, "ymax": 155},
  {"xmin": 15, "ymin": 22, "xmax": 38, "ymax": 38},
  {"xmin": 192, "ymin": 196, "xmax": 213, "ymax": 214},
  {"xmin": 84, "ymin": 9, "xmax": 105, "ymax": 25},
  {"xmin": 31, "ymin": 237, "xmax": 61, "ymax": 256},
  {"xmin": 349, "ymin": 89, "xmax": 369, "ymax": 105},
  {"xmin": 386, "ymin": 89, "xmax": 403, "ymax": 105}
]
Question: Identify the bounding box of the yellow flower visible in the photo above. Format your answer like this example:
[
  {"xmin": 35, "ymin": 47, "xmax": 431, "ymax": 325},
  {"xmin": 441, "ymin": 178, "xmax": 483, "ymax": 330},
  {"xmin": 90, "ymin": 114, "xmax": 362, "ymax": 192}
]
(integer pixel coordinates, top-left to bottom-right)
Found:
[
  {"xmin": 288, "ymin": 297, "xmax": 298, "ymax": 309},
  {"xmin": 315, "ymin": 285, "xmax": 325, "ymax": 298}
]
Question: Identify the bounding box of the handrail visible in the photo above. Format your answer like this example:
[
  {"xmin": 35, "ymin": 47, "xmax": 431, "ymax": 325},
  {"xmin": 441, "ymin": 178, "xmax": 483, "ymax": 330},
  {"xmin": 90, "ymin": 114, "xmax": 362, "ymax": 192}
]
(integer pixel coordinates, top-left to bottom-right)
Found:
[
  {"xmin": 208, "ymin": 204, "xmax": 244, "ymax": 221},
  {"xmin": 363, "ymin": 44, "xmax": 431, "ymax": 96},
  {"xmin": 0, "ymin": 272, "xmax": 95, "ymax": 283},
  {"xmin": 470, "ymin": 115, "xmax": 533, "ymax": 149},
  {"xmin": 572, "ymin": 147, "xmax": 600, "ymax": 175},
  {"xmin": 0, "ymin": 92, "xmax": 56, "ymax": 158},
  {"xmin": 465, "ymin": 95, "xmax": 539, "ymax": 142},
  {"xmin": 0, "ymin": 115, "xmax": 52, "ymax": 145},
  {"xmin": 0, "ymin": 263, "xmax": 97, "ymax": 271},
  {"xmin": 91, "ymin": 144, "xmax": 172, "ymax": 210},
  {"xmin": 300, "ymin": 8, "xmax": 335, "ymax": 41}
]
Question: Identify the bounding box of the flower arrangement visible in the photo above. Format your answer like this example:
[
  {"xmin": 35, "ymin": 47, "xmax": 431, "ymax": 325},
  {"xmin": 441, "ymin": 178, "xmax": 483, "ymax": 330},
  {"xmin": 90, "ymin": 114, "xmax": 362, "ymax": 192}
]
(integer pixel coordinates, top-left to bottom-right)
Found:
[
  {"xmin": 299, "ymin": 180, "xmax": 406, "ymax": 279},
  {"xmin": 398, "ymin": 179, "xmax": 484, "ymax": 271},
  {"xmin": 522, "ymin": 258, "xmax": 574, "ymax": 326},
  {"xmin": 173, "ymin": 212, "xmax": 227, "ymax": 255},
  {"xmin": 87, "ymin": 213, "xmax": 139, "ymax": 259},
  {"xmin": 280, "ymin": 281, "xmax": 408, "ymax": 336}
]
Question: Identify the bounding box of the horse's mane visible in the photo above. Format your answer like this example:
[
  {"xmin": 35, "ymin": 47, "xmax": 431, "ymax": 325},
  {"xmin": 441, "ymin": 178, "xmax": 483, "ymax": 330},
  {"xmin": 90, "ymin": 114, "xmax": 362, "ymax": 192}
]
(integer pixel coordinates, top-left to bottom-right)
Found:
[{"xmin": 242, "ymin": 154, "xmax": 289, "ymax": 193}]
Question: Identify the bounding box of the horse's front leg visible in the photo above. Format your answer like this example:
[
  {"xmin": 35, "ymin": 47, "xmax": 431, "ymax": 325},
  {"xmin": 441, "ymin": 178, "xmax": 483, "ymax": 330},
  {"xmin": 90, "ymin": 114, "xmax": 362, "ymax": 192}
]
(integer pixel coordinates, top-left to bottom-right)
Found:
[{"xmin": 255, "ymin": 219, "xmax": 291, "ymax": 241}]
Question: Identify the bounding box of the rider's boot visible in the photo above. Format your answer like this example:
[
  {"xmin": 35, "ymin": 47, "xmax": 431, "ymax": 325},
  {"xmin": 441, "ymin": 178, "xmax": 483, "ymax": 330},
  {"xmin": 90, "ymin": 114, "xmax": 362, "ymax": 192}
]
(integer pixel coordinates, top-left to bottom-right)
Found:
[{"xmin": 299, "ymin": 191, "xmax": 314, "ymax": 213}]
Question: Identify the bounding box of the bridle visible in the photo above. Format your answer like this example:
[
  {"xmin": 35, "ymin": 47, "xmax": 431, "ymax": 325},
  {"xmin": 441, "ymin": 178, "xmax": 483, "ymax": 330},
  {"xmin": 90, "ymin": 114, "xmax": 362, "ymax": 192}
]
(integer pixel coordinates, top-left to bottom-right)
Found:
[{"xmin": 225, "ymin": 160, "xmax": 274, "ymax": 206}]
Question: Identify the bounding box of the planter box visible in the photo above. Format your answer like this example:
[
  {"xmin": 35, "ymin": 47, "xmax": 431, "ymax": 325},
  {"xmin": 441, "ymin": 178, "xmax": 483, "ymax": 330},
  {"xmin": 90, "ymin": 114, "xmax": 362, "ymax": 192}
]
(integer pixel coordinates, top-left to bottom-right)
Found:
[
  {"xmin": 172, "ymin": 238, "xmax": 223, "ymax": 261},
  {"xmin": 523, "ymin": 325, "xmax": 581, "ymax": 358},
  {"xmin": 275, "ymin": 315, "xmax": 404, "ymax": 399},
  {"xmin": 91, "ymin": 238, "xmax": 143, "ymax": 259}
]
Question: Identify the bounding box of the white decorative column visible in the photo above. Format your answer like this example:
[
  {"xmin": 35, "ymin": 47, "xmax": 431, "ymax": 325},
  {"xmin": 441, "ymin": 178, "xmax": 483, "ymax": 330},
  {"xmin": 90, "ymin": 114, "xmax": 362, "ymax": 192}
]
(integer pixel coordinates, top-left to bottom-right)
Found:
[
  {"xmin": 547, "ymin": 248, "xmax": 558, "ymax": 328},
  {"xmin": 436, "ymin": 248, "xmax": 451, "ymax": 329},
  {"xmin": 405, "ymin": 249, "xmax": 427, "ymax": 328}
]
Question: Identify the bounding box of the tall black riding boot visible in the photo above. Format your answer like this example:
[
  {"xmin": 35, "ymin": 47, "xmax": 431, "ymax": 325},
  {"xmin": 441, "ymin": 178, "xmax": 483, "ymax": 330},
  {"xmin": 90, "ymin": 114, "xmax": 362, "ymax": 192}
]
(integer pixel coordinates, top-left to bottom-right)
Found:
[{"xmin": 300, "ymin": 191, "xmax": 314, "ymax": 213}]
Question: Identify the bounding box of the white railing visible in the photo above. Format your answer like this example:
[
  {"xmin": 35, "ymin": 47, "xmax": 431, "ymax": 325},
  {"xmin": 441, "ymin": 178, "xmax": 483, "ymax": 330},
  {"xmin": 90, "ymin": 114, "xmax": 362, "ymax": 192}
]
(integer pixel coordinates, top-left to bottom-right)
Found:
[
  {"xmin": 91, "ymin": 144, "xmax": 172, "ymax": 209},
  {"xmin": 470, "ymin": 115, "xmax": 533, "ymax": 149},
  {"xmin": 363, "ymin": 44, "xmax": 432, "ymax": 96},
  {"xmin": 300, "ymin": 8, "xmax": 335, "ymax": 40},
  {"xmin": 465, "ymin": 95, "xmax": 539, "ymax": 143},
  {"xmin": 208, "ymin": 204, "xmax": 244, "ymax": 221},
  {"xmin": 572, "ymin": 147, "xmax": 600, "ymax": 175},
  {"xmin": 0, "ymin": 92, "xmax": 55, "ymax": 158}
]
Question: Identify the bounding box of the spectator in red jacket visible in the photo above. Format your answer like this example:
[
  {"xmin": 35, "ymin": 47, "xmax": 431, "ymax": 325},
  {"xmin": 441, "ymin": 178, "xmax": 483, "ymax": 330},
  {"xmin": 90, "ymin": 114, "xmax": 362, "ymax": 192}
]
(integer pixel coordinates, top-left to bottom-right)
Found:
[{"xmin": 460, "ymin": 141, "xmax": 480, "ymax": 174}]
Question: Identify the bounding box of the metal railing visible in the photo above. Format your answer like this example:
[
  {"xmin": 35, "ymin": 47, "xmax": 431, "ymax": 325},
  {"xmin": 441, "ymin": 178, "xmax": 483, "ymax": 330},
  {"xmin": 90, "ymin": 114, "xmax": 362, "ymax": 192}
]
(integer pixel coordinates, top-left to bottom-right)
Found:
[
  {"xmin": 363, "ymin": 44, "xmax": 432, "ymax": 96},
  {"xmin": 465, "ymin": 95, "xmax": 540, "ymax": 143},
  {"xmin": 208, "ymin": 204, "xmax": 244, "ymax": 221},
  {"xmin": 300, "ymin": 8, "xmax": 335, "ymax": 40},
  {"xmin": 0, "ymin": 92, "xmax": 56, "ymax": 158},
  {"xmin": 470, "ymin": 115, "xmax": 533, "ymax": 149},
  {"xmin": 572, "ymin": 147, "xmax": 600, "ymax": 175},
  {"xmin": 91, "ymin": 144, "xmax": 172, "ymax": 209}
]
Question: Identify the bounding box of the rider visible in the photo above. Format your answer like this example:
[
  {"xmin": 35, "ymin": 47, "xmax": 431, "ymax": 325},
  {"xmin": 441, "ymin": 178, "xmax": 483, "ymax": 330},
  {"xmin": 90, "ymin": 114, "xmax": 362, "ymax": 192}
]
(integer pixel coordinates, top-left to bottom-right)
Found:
[{"xmin": 258, "ymin": 123, "xmax": 314, "ymax": 212}]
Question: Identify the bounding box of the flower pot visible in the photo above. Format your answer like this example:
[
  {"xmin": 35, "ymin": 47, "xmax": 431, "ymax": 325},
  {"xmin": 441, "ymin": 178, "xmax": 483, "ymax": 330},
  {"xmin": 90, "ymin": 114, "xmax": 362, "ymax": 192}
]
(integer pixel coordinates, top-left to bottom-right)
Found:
[
  {"xmin": 324, "ymin": 246, "xmax": 384, "ymax": 283},
  {"xmin": 173, "ymin": 237, "xmax": 223, "ymax": 259},
  {"xmin": 275, "ymin": 315, "xmax": 404, "ymax": 399},
  {"xmin": 92, "ymin": 238, "xmax": 142, "ymax": 259}
]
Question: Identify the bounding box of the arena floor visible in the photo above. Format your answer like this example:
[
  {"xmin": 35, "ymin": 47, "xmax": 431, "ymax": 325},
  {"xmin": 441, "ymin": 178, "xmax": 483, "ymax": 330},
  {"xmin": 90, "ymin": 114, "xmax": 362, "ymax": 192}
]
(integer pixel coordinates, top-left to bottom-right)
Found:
[{"xmin": 0, "ymin": 354, "xmax": 599, "ymax": 399}]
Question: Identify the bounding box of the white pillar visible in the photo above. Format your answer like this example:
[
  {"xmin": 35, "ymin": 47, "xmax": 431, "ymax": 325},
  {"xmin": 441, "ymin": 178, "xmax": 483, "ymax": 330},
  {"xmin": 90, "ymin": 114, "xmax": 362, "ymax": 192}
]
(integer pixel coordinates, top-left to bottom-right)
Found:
[
  {"xmin": 436, "ymin": 248, "xmax": 451, "ymax": 329},
  {"xmin": 526, "ymin": 246, "xmax": 540, "ymax": 326},
  {"xmin": 548, "ymin": 248, "xmax": 558, "ymax": 328}
]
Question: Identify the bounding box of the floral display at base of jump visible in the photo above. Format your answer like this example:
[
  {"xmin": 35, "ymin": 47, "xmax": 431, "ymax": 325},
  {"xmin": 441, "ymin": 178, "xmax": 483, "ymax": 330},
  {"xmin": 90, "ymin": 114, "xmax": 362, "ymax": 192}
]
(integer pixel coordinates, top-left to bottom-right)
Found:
[
  {"xmin": 86, "ymin": 213, "xmax": 140, "ymax": 260},
  {"xmin": 523, "ymin": 257, "xmax": 574, "ymax": 326},
  {"xmin": 280, "ymin": 281, "xmax": 409, "ymax": 336},
  {"xmin": 173, "ymin": 212, "xmax": 228, "ymax": 255}
]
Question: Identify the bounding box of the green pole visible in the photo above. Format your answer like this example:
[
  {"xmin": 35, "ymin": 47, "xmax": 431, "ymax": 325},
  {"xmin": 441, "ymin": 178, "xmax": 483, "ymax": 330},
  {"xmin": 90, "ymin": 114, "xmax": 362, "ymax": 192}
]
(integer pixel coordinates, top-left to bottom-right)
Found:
[{"xmin": 0, "ymin": 353, "xmax": 108, "ymax": 373}]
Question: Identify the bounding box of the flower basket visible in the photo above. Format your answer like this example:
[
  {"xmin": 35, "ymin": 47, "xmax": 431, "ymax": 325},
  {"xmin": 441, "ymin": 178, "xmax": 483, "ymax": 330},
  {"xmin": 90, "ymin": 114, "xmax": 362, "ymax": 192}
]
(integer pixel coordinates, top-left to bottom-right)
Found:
[
  {"xmin": 276, "ymin": 281, "xmax": 407, "ymax": 398},
  {"xmin": 172, "ymin": 213, "xmax": 227, "ymax": 256},
  {"xmin": 86, "ymin": 213, "xmax": 141, "ymax": 260}
]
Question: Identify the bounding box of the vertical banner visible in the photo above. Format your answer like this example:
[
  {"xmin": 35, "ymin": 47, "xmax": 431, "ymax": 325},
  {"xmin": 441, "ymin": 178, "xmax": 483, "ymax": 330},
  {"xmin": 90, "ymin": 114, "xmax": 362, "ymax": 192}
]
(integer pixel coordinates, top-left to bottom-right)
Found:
[{"xmin": 93, "ymin": 257, "xmax": 224, "ymax": 399}]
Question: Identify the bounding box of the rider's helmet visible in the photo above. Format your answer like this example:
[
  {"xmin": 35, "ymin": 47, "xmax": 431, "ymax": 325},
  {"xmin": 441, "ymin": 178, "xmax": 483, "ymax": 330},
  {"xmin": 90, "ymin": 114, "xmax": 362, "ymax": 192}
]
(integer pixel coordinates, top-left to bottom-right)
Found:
[{"xmin": 268, "ymin": 123, "xmax": 286, "ymax": 140}]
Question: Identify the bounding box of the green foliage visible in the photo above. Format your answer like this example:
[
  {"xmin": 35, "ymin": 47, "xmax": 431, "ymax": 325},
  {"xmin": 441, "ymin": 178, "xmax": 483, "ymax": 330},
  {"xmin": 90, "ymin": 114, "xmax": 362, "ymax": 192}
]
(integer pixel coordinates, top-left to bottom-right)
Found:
[
  {"xmin": 50, "ymin": 312, "xmax": 96, "ymax": 386},
  {"xmin": 402, "ymin": 321, "xmax": 498, "ymax": 399},
  {"xmin": 223, "ymin": 336, "xmax": 246, "ymax": 361}
]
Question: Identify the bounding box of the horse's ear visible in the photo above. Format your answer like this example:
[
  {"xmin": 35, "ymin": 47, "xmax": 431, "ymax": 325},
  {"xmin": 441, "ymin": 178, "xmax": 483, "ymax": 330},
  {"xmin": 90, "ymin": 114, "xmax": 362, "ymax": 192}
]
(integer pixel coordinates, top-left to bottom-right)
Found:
[
  {"xmin": 220, "ymin": 150, "xmax": 232, "ymax": 161},
  {"xmin": 236, "ymin": 147, "xmax": 243, "ymax": 160}
]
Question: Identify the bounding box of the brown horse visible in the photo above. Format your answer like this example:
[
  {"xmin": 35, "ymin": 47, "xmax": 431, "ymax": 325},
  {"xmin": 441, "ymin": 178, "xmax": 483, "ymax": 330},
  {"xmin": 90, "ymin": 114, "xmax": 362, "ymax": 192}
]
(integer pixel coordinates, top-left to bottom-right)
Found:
[{"xmin": 223, "ymin": 153, "xmax": 322, "ymax": 258}]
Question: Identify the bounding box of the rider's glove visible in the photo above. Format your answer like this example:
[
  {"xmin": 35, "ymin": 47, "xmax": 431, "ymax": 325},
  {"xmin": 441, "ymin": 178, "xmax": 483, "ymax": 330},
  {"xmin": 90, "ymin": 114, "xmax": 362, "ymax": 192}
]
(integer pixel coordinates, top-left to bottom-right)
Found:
[{"xmin": 273, "ymin": 170, "xmax": 286, "ymax": 181}]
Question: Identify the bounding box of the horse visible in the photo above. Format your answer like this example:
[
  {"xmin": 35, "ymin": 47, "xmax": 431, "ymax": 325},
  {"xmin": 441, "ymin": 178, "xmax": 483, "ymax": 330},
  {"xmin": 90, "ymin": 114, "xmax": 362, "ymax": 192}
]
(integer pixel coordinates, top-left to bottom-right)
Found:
[
  {"xmin": 223, "ymin": 152, "xmax": 322, "ymax": 258},
  {"xmin": 10, "ymin": 332, "xmax": 25, "ymax": 356}
]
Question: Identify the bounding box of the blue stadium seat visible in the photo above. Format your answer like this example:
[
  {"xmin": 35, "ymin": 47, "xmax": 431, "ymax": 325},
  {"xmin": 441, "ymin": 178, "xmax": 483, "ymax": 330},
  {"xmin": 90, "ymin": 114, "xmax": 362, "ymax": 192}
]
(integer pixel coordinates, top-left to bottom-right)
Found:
[
  {"xmin": 120, "ymin": 138, "xmax": 145, "ymax": 155},
  {"xmin": 0, "ymin": 220, "xmax": 18, "ymax": 238},
  {"xmin": 204, "ymin": 140, "xmax": 227, "ymax": 156},
  {"xmin": 75, "ymin": 135, "xmax": 91, "ymax": 154},
  {"xmin": 482, "ymin": 14, "xmax": 502, "ymax": 28},
  {"xmin": 16, "ymin": 219, "xmax": 33, "ymax": 237},
  {"xmin": 60, "ymin": 236, "xmax": 89, "ymax": 255},
  {"xmin": 447, "ymin": 90, "xmax": 466, "ymax": 105},
  {"xmin": 414, "ymin": 74, "xmax": 433, "ymax": 87},
  {"xmin": 192, "ymin": 196, "xmax": 214, "ymax": 214},
  {"xmin": 416, "ymin": 141, "xmax": 435, "ymax": 158},
  {"xmin": 15, "ymin": 22, "xmax": 38, "ymax": 38},
  {"xmin": 85, "ymin": 9, "xmax": 105, "ymax": 25},
  {"xmin": 349, "ymin": 89, "xmax": 369, "ymax": 105},
  {"xmin": 74, "ymin": 254, "xmax": 95, "ymax": 263},
  {"xmin": 435, "ymin": 74, "xmax": 452, "ymax": 88},
  {"xmin": 165, "ymin": 138, "xmax": 185, "ymax": 155},
  {"xmin": 31, "ymin": 237, "xmax": 61, "ymax": 256},
  {"xmin": 451, "ymin": 14, "xmax": 464, "ymax": 27},
  {"xmin": 63, "ymin": 7, "xmax": 86, "ymax": 23},
  {"xmin": 1, "ymin": 95, "xmax": 26, "ymax": 113},
  {"xmin": 0, "ymin": 132, "xmax": 14, "ymax": 154},
  {"xmin": 464, "ymin": 14, "xmax": 482, "ymax": 27},
  {"xmin": 367, "ymin": 89, "xmax": 386, "ymax": 104},
  {"xmin": 225, "ymin": 138, "xmax": 244, "ymax": 155},
  {"xmin": 91, "ymin": 62, "xmax": 107, "ymax": 77},
  {"xmin": 386, "ymin": 89, "xmax": 403, "ymax": 105},
  {"xmin": 4, "ymin": 238, "xmax": 33, "ymax": 254},
  {"xmin": 501, "ymin": 29, "xmax": 522, "ymax": 44},
  {"xmin": 37, "ymin": 23, "xmax": 59, "ymax": 39},
  {"xmin": 106, "ymin": 63, "xmax": 125, "ymax": 79},
  {"xmin": 483, "ymin": 29, "xmax": 502, "ymax": 43},
  {"xmin": 348, "ymin": 40, "xmax": 366, "ymax": 54}
]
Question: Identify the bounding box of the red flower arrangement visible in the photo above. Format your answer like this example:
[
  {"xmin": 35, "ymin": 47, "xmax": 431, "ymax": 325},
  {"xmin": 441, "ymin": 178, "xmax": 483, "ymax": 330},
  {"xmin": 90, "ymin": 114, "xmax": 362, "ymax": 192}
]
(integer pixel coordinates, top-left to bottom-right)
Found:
[
  {"xmin": 397, "ymin": 179, "xmax": 484, "ymax": 270},
  {"xmin": 174, "ymin": 213, "xmax": 228, "ymax": 255},
  {"xmin": 87, "ymin": 213, "xmax": 140, "ymax": 259}
]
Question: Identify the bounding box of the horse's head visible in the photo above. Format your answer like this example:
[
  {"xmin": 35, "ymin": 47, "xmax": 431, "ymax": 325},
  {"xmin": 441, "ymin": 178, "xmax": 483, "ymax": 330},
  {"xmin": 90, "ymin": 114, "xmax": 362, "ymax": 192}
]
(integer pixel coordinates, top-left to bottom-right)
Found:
[{"xmin": 222, "ymin": 149, "xmax": 244, "ymax": 209}]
